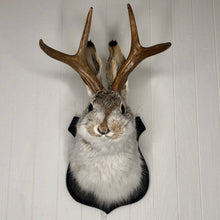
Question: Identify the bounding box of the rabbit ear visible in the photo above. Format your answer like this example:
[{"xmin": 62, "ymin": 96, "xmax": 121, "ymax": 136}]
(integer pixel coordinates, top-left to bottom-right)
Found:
[
  {"xmin": 106, "ymin": 41, "xmax": 127, "ymax": 98},
  {"xmin": 86, "ymin": 41, "xmax": 102, "ymax": 95},
  {"xmin": 86, "ymin": 41, "xmax": 102, "ymax": 80}
]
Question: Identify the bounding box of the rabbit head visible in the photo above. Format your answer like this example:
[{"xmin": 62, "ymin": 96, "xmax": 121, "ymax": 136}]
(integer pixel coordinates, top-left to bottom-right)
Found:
[
  {"xmin": 77, "ymin": 89, "xmax": 135, "ymax": 146},
  {"xmin": 39, "ymin": 4, "xmax": 171, "ymax": 144}
]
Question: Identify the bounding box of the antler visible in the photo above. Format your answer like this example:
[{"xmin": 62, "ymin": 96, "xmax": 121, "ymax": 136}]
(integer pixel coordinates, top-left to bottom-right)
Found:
[
  {"xmin": 39, "ymin": 8, "xmax": 103, "ymax": 93},
  {"xmin": 112, "ymin": 4, "xmax": 171, "ymax": 92}
]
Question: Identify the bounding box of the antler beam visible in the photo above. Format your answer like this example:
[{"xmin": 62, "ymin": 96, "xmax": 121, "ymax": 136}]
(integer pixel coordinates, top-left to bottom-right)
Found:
[
  {"xmin": 112, "ymin": 4, "xmax": 171, "ymax": 92},
  {"xmin": 39, "ymin": 8, "xmax": 103, "ymax": 93}
]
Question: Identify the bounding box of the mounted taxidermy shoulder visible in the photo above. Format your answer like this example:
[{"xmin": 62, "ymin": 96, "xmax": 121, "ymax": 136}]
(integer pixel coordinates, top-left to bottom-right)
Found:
[{"xmin": 39, "ymin": 4, "xmax": 171, "ymax": 214}]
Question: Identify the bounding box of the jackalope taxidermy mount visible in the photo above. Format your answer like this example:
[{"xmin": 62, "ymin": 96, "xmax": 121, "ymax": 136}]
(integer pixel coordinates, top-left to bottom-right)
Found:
[{"xmin": 39, "ymin": 4, "xmax": 171, "ymax": 214}]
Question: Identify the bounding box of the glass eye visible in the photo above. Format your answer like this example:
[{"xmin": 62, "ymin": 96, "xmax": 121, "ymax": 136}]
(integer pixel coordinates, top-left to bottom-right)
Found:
[
  {"xmin": 121, "ymin": 104, "xmax": 125, "ymax": 114},
  {"xmin": 88, "ymin": 103, "xmax": 93, "ymax": 112}
]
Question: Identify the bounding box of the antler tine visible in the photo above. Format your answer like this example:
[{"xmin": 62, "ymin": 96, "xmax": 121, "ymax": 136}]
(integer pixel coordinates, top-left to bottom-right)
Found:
[
  {"xmin": 77, "ymin": 7, "xmax": 93, "ymax": 54},
  {"xmin": 112, "ymin": 4, "xmax": 171, "ymax": 92},
  {"xmin": 39, "ymin": 8, "xmax": 103, "ymax": 93},
  {"xmin": 128, "ymin": 4, "xmax": 140, "ymax": 50}
]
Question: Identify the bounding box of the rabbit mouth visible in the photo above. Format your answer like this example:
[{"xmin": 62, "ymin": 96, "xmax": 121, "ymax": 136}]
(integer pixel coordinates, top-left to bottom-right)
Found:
[
  {"xmin": 96, "ymin": 130, "xmax": 114, "ymax": 139},
  {"xmin": 95, "ymin": 130, "xmax": 122, "ymax": 140},
  {"xmin": 85, "ymin": 121, "xmax": 129, "ymax": 140}
]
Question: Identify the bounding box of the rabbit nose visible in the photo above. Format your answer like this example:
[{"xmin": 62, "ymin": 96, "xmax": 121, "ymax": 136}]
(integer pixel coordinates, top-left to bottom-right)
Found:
[
  {"xmin": 97, "ymin": 127, "xmax": 110, "ymax": 135},
  {"xmin": 97, "ymin": 116, "xmax": 110, "ymax": 135}
]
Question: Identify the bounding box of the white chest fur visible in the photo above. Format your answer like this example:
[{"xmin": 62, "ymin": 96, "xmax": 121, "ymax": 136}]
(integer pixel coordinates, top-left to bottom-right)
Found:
[{"xmin": 69, "ymin": 135, "xmax": 143, "ymax": 204}]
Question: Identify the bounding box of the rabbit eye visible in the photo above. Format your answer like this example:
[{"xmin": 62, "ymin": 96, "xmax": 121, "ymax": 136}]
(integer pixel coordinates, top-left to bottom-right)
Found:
[
  {"xmin": 120, "ymin": 104, "xmax": 125, "ymax": 114},
  {"xmin": 88, "ymin": 103, "xmax": 93, "ymax": 112}
]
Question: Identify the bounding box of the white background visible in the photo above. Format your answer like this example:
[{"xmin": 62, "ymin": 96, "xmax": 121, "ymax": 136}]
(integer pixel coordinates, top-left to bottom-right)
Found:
[{"xmin": 0, "ymin": 0, "xmax": 220, "ymax": 219}]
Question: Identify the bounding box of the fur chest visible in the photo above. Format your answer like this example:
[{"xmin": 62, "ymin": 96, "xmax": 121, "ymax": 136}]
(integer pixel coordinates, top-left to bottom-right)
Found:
[
  {"xmin": 69, "ymin": 138, "xmax": 143, "ymax": 203},
  {"xmin": 66, "ymin": 116, "xmax": 149, "ymax": 213}
]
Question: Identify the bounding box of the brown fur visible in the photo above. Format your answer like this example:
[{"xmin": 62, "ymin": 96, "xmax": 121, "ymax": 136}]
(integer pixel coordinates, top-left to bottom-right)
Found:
[{"xmin": 109, "ymin": 121, "xmax": 124, "ymax": 139}]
